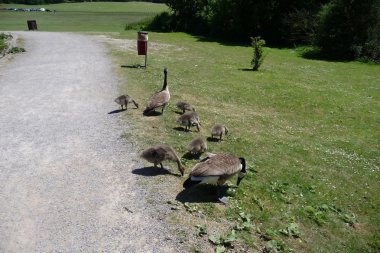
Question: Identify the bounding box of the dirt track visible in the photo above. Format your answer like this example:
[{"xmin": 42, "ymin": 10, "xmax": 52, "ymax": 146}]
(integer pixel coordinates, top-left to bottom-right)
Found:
[{"xmin": 0, "ymin": 31, "xmax": 180, "ymax": 252}]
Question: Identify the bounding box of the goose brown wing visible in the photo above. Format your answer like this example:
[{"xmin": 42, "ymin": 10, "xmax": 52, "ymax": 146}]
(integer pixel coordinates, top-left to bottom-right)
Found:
[
  {"xmin": 189, "ymin": 153, "xmax": 241, "ymax": 177},
  {"xmin": 146, "ymin": 91, "xmax": 170, "ymax": 109}
]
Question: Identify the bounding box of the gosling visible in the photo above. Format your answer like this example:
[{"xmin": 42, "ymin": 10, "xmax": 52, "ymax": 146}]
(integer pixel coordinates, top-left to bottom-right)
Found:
[
  {"xmin": 176, "ymin": 109, "xmax": 201, "ymax": 132},
  {"xmin": 140, "ymin": 144, "xmax": 185, "ymax": 176},
  {"xmin": 211, "ymin": 124, "xmax": 228, "ymax": 141},
  {"xmin": 188, "ymin": 137, "xmax": 207, "ymax": 156},
  {"xmin": 115, "ymin": 95, "xmax": 139, "ymax": 110},
  {"xmin": 176, "ymin": 101, "xmax": 193, "ymax": 114}
]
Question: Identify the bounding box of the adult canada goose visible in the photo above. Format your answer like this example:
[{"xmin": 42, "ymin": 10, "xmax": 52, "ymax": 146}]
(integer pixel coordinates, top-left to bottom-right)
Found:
[
  {"xmin": 176, "ymin": 101, "xmax": 193, "ymax": 114},
  {"xmin": 140, "ymin": 144, "xmax": 185, "ymax": 176},
  {"xmin": 188, "ymin": 137, "xmax": 207, "ymax": 155},
  {"xmin": 176, "ymin": 109, "xmax": 201, "ymax": 132},
  {"xmin": 211, "ymin": 124, "xmax": 229, "ymax": 141},
  {"xmin": 183, "ymin": 153, "xmax": 246, "ymax": 201},
  {"xmin": 114, "ymin": 95, "xmax": 139, "ymax": 110},
  {"xmin": 143, "ymin": 68, "xmax": 170, "ymax": 115}
]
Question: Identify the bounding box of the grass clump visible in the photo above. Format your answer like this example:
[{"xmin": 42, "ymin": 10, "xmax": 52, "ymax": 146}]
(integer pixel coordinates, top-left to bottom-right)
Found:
[{"xmin": 0, "ymin": 33, "xmax": 12, "ymax": 55}]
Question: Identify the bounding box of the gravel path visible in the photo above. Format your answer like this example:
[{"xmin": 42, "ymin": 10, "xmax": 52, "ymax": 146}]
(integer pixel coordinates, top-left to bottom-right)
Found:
[{"xmin": 0, "ymin": 32, "xmax": 182, "ymax": 253}]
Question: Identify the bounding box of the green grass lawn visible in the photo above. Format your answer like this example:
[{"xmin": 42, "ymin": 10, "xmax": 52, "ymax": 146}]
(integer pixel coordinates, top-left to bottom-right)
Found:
[
  {"xmin": 0, "ymin": 2, "xmax": 167, "ymax": 32},
  {"xmin": 1, "ymin": 2, "xmax": 379, "ymax": 252},
  {"xmin": 111, "ymin": 31, "xmax": 380, "ymax": 252}
]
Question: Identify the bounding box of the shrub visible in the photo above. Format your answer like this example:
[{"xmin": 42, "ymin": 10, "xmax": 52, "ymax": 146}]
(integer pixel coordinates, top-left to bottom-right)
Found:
[
  {"xmin": 315, "ymin": 0, "xmax": 379, "ymax": 61},
  {"xmin": 250, "ymin": 36, "xmax": 266, "ymax": 71},
  {"xmin": 0, "ymin": 33, "xmax": 12, "ymax": 56}
]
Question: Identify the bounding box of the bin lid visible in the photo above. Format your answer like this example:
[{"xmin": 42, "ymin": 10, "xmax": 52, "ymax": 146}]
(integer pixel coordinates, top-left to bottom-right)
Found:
[{"xmin": 138, "ymin": 31, "xmax": 148, "ymax": 35}]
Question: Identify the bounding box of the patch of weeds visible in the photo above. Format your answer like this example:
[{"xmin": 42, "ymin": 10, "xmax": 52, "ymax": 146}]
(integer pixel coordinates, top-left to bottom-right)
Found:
[
  {"xmin": 278, "ymin": 223, "xmax": 301, "ymax": 238},
  {"xmin": 8, "ymin": 47, "xmax": 25, "ymax": 54},
  {"xmin": 339, "ymin": 212, "xmax": 357, "ymax": 226},
  {"xmin": 270, "ymin": 182, "xmax": 289, "ymax": 194},
  {"xmin": 177, "ymin": 229, "xmax": 189, "ymax": 244},
  {"xmin": 256, "ymin": 227, "xmax": 294, "ymax": 252},
  {"xmin": 195, "ymin": 224, "xmax": 208, "ymax": 237},
  {"xmin": 256, "ymin": 227, "xmax": 279, "ymax": 241},
  {"xmin": 304, "ymin": 204, "xmax": 358, "ymax": 227},
  {"xmin": 199, "ymin": 203, "xmax": 216, "ymax": 217},
  {"xmin": 167, "ymin": 200, "xmax": 182, "ymax": 210},
  {"xmin": 304, "ymin": 205, "xmax": 328, "ymax": 226},
  {"xmin": 184, "ymin": 202, "xmax": 198, "ymax": 213},
  {"xmin": 269, "ymin": 181, "xmax": 293, "ymax": 204},
  {"xmin": 264, "ymin": 239, "xmax": 292, "ymax": 253},
  {"xmin": 253, "ymin": 194, "xmax": 264, "ymax": 210},
  {"xmin": 234, "ymin": 211, "xmax": 252, "ymax": 231},
  {"xmin": 209, "ymin": 229, "xmax": 237, "ymax": 251}
]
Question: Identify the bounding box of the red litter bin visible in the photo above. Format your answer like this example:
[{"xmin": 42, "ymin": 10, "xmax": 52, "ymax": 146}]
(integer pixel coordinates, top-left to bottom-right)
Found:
[
  {"xmin": 137, "ymin": 31, "xmax": 148, "ymax": 67},
  {"xmin": 137, "ymin": 31, "xmax": 148, "ymax": 55}
]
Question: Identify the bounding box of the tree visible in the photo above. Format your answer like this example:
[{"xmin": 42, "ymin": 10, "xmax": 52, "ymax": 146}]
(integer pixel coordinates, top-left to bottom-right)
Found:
[
  {"xmin": 251, "ymin": 36, "xmax": 266, "ymax": 71},
  {"xmin": 316, "ymin": 0, "xmax": 379, "ymax": 59}
]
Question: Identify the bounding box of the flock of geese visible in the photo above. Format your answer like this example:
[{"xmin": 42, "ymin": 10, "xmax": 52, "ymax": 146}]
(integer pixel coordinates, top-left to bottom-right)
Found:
[{"xmin": 115, "ymin": 68, "xmax": 247, "ymax": 202}]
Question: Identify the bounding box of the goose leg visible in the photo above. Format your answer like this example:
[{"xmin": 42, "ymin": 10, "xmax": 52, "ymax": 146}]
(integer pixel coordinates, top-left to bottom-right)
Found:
[{"xmin": 160, "ymin": 163, "xmax": 163, "ymax": 169}]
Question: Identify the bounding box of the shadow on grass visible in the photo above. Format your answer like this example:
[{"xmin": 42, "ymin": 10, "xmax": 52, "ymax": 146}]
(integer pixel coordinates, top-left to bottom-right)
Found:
[
  {"xmin": 239, "ymin": 68, "xmax": 253, "ymax": 71},
  {"xmin": 298, "ymin": 47, "xmax": 353, "ymax": 62},
  {"xmin": 173, "ymin": 126, "xmax": 189, "ymax": 132},
  {"xmin": 207, "ymin": 137, "xmax": 220, "ymax": 142},
  {"xmin": 143, "ymin": 111, "xmax": 162, "ymax": 117},
  {"xmin": 176, "ymin": 184, "xmax": 229, "ymax": 203},
  {"xmin": 182, "ymin": 152, "xmax": 201, "ymax": 160},
  {"xmin": 173, "ymin": 110, "xmax": 184, "ymax": 115},
  {"xmin": 108, "ymin": 109, "xmax": 125, "ymax": 114},
  {"xmin": 132, "ymin": 166, "xmax": 180, "ymax": 177},
  {"xmin": 121, "ymin": 64, "xmax": 146, "ymax": 69}
]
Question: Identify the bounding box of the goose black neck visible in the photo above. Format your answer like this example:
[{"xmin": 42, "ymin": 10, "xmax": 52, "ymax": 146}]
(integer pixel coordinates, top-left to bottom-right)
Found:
[
  {"xmin": 162, "ymin": 69, "xmax": 168, "ymax": 90},
  {"xmin": 239, "ymin": 157, "xmax": 246, "ymax": 173}
]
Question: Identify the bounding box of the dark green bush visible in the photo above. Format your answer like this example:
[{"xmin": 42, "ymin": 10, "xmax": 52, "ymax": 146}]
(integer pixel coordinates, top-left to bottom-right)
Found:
[{"xmin": 316, "ymin": 0, "xmax": 379, "ymax": 61}]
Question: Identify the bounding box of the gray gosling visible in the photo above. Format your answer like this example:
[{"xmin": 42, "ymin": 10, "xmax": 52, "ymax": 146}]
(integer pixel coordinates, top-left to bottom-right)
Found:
[
  {"xmin": 183, "ymin": 153, "xmax": 246, "ymax": 201},
  {"xmin": 176, "ymin": 109, "xmax": 201, "ymax": 132},
  {"xmin": 114, "ymin": 95, "xmax": 139, "ymax": 110},
  {"xmin": 143, "ymin": 68, "xmax": 170, "ymax": 115},
  {"xmin": 140, "ymin": 144, "xmax": 185, "ymax": 176},
  {"xmin": 176, "ymin": 101, "xmax": 193, "ymax": 114},
  {"xmin": 188, "ymin": 137, "xmax": 207, "ymax": 155},
  {"xmin": 211, "ymin": 124, "xmax": 229, "ymax": 141}
]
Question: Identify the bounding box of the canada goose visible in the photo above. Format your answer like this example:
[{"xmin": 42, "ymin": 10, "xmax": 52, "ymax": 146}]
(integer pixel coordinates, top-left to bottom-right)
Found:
[
  {"xmin": 140, "ymin": 144, "xmax": 185, "ymax": 176},
  {"xmin": 114, "ymin": 95, "xmax": 139, "ymax": 110},
  {"xmin": 188, "ymin": 137, "xmax": 207, "ymax": 155},
  {"xmin": 211, "ymin": 124, "xmax": 228, "ymax": 141},
  {"xmin": 143, "ymin": 68, "xmax": 170, "ymax": 115},
  {"xmin": 176, "ymin": 109, "xmax": 201, "ymax": 132},
  {"xmin": 176, "ymin": 101, "xmax": 193, "ymax": 114},
  {"xmin": 183, "ymin": 153, "xmax": 246, "ymax": 200}
]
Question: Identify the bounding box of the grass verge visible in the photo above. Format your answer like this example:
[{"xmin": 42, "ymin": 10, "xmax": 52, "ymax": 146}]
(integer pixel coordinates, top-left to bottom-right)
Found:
[
  {"xmin": 108, "ymin": 30, "xmax": 379, "ymax": 252},
  {"xmin": 0, "ymin": 2, "xmax": 167, "ymax": 32}
]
